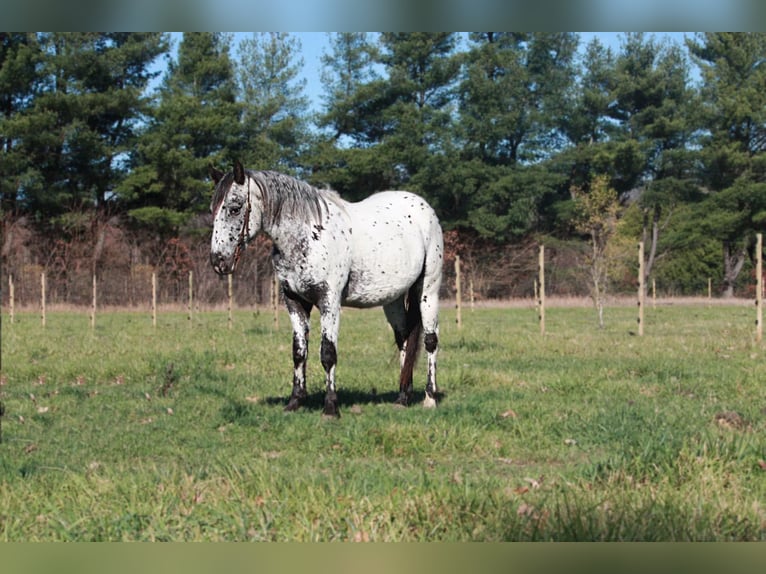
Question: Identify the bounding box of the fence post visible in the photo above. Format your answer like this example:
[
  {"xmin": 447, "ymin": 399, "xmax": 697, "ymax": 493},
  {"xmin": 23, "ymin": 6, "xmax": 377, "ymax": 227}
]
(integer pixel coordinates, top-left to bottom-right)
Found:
[
  {"xmin": 638, "ymin": 241, "xmax": 645, "ymax": 336},
  {"xmin": 272, "ymin": 273, "xmax": 279, "ymax": 330},
  {"xmin": 188, "ymin": 270, "xmax": 193, "ymax": 327},
  {"xmin": 756, "ymin": 233, "xmax": 763, "ymax": 343},
  {"xmin": 538, "ymin": 244, "xmax": 545, "ymax": 336},
  {"xmin": 8, "ymin": 275, "xmax": 14, "ymax": 325},
  {"xmin": 151, "ymin": 272, "xmax": 157, "ymax": 328},
  {"xmin": 455, "ymin": 255, "xmax": 462, "ymax": 329},
  {"xmin": 90, "ymin": 273, "xmax": 97, "ymax": 329},
  {"xmin": 40, "ymin": 271, "xmax": 46, "ymax": 328},
  {"xmin": 228, "ymin": 273, "xmax": 233, "ymax": 330}
]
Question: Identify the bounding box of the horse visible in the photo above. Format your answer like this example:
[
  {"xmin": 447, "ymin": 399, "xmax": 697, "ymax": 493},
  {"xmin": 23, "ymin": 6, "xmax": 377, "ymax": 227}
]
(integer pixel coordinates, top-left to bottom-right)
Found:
[{"xmin": 209, "ymin": 160, "xmax": 443, "ymax": 417}]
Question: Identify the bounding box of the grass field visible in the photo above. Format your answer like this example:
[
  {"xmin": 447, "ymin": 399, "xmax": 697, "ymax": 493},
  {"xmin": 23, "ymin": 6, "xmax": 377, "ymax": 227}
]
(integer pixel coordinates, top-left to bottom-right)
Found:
[{"xmin": 1, "ymin": 302, "xmax": 765, "ymax": 541}]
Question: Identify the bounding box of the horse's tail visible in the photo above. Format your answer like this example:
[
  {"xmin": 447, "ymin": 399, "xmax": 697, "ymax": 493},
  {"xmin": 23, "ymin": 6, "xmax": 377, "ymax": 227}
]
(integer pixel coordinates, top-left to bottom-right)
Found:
[{"xmin": 399, "ymin": 282, "xmax": 422, "ymax": 394}]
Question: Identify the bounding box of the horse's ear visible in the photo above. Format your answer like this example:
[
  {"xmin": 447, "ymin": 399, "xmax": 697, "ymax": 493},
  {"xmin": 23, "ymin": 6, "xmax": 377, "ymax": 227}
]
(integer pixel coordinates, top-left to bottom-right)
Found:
[
  {"xmin": 209, "ymin": 164, "xmax": 224, "ymax": 185},
  {"xmin": 233, "ymin": 160, "xmax": 246, "ymax": 185}
]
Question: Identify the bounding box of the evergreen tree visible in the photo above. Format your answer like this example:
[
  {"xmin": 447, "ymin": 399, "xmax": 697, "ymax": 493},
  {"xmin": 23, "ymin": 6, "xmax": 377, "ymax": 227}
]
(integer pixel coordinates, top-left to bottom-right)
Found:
[
  {"xmin": 311, "ymin": 32, "xmax": 392, "ymax": 200},
  {"xmin": 686, "ymin": 32, "xmax": 766, "ymax": 296},
  {"xmin": 0, "ymin": 33, "xmax": 43, "ymax": 214},
  {"xmin": 1, "ymin": 33, "xmax": 167, "ymax": 218},
  {"xmin": 236, "ymin": 33, "xmax": 310, "ymax": 173},
  {"xmin": 118, "ymin": 33, "xmax": 240, "ymax": 234},
  {"xmin": 457, "ymin": 33, "xmax": 577, "ymax": 241},
  {"xmin": 377, "ymin": 33, "xmax": 461, "ymax": 207}
]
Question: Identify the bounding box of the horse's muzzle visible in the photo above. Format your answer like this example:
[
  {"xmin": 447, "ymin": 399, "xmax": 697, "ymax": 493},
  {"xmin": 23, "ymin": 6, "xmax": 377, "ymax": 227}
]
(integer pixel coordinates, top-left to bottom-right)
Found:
[{"xmin": 210, "ymin": 252, "xmax": 235, "ymax": 275}]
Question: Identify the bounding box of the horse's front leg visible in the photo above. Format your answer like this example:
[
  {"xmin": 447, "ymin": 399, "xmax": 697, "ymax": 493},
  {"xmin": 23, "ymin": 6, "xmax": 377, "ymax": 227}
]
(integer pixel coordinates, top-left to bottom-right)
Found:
[
  {"xmin": 284, "ymin": 292, "xmax": 312, "ymax": 412},
  {"xmin": 318, "ymin": 301, "xmax": 341, "ymax": 418}
]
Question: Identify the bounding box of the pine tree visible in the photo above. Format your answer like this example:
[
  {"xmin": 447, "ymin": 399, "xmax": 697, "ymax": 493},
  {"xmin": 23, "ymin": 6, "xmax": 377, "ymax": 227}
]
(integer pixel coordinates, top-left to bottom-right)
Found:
[
  {"xmin": 236, "ymin": 32, "xmax": 309, "ymax": 173},
  {"xmin": 118, "ymin": 33, "xmax": 240, "ymax": 234},
  {"xmin": 686, "ymin": 33, "xmax": 766, "ymax": 296}
]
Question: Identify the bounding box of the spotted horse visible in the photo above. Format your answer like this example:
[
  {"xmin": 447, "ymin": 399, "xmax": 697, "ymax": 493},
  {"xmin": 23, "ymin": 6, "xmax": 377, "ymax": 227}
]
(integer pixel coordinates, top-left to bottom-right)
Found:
[{"xmin": 209, "ymin": 161, "xmax": 444, "ymax": 417}]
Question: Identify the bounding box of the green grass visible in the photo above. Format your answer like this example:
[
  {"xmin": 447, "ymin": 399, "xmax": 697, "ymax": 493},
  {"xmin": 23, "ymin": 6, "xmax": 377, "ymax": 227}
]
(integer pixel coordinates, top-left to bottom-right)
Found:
[{"xmin": 1, "ymin": 304, "xmax": 765, "ymax": 540}]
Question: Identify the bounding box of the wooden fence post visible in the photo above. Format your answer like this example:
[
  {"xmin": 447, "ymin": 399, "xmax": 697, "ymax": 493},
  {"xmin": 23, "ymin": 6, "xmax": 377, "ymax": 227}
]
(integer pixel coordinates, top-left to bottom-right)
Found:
[
  {"xmin": 40, "ymin": 271, "xmax": 46, "ymax": 328},
  {"xmin": 8, "ymin": 275, "xmax": 14, "ymax": 325},
  {"xmin": 538, "ymin": 244, "xmax": 545, "ymax": 335},
  {"xmin": 151, "ymin": 271, "xmax": 157, "ymax": 328},
  {"xmin": 188, "ymin": 270, "xmax": 193, "ymax": 327},
  {"xmin": 228, "ymin": 273, "xmax": 233, "ymax": 330},
  {"xmin": 272, "ymin": 273, "xmax": 279, "ymax": 330},
  {"xmin": 455, "ymin": 255, "xmax": 462, "ymax": 329},
  {"xmin": 756, "ymin": 233, "xmax": 763, "ymax": 343},
  {"xmin": 638, "ymin": 241, "xmax": 645, "ymax": 337},
  {"xmin": 90, "ymin": 273, "xmax": 97, "ymax": 329}
]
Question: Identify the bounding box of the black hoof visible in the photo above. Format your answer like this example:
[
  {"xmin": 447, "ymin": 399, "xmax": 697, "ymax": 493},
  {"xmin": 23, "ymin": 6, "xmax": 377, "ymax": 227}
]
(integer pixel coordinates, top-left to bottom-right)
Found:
[
  {"xmin": 284, "ymin": 398, "xmax": 301, "ymax": 412},
  {"xmin": 394, "ymin": 391, "xmax": 411, "ymax": 407},
  {"xmin": 323, "ymin": 392, "xmax": 340, "ymax": 418},
  {"xmin": 284, "ymin": 389, "xmax": 306, "ymax": 412}
]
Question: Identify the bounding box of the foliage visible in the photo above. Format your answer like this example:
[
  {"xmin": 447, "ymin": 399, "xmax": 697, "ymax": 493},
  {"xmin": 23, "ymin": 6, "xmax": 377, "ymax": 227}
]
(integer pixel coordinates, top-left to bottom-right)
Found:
[
  {"xmin": 572, "ymin": 175, "xmax": 622, "ymax": 327},
  {"xmin": 236, "ymin": 33, "xmax": 310, "ymax": 174},
  {"xmin": 2, "ymin": 33, "xmax": 766, "ymax": 296}
]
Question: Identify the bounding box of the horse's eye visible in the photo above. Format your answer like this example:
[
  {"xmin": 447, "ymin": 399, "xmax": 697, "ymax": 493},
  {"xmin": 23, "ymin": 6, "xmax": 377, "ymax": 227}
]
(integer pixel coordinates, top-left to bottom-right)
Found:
[{"xmin": 229, "ymin": 206, "xmax": 241, "ymax": 216}]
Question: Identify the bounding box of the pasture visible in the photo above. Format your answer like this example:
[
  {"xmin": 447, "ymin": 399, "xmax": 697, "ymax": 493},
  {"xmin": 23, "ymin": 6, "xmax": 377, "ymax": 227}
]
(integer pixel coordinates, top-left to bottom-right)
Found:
[{"xmin": 0, "ymin": 303, "xmax": 765, "ymax": 541}]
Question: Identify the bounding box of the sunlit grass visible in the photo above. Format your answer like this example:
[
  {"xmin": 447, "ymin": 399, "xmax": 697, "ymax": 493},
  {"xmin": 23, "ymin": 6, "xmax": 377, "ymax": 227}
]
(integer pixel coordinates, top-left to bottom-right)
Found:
[{"xmin": 1, "ymin": 303, "xmax": 765, "ymax": 540}]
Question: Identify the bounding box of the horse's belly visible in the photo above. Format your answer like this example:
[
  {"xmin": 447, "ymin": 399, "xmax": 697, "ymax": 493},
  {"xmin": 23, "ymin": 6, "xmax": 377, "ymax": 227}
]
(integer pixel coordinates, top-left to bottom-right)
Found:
[{"xmin": 343, "ymin": 247, "xmax": 423, "ymax": 308}]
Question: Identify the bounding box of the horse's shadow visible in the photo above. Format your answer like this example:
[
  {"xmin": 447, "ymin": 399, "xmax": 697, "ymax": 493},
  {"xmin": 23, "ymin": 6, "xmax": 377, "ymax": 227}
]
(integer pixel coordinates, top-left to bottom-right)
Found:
[
  {"xmin": 263, "ymin": 387, "xmax": 445, "ymax": 410},
  {"xmin": 220, "ymin": 387, "xmax": 444, "ymax": 424}
]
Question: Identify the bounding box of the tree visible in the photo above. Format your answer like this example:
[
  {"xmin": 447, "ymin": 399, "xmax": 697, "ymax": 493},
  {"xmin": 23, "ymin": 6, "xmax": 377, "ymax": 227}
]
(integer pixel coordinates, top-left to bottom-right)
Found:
[
  {"xmin": 572, "ymin": 175, "xmax": 621, "ymax": 328},
  {"xmin": 0, "ymin": 33, "xmax": 43, "ymax": 214},
  {"xmin": 611, "ymin": 34, "xmax": 699, "ymax": 289},
  {"xmin": 311, "ymin": 32, "xmax": 394, "ymax": 200},
  {"xmin": 118, "ymin": 33, "xmax": 240, "ymax": 236},
  {"xmin": 0, "ymin": 33, "xmax": 167, "ymax": 218},
  {"xmin": 686, "ymin": 33, "xmax": 766, "ymax": 296},
  {"xmin": 312, "ymin": 33, "xmax": 460, "ymax": 206},
  {"xmin": 457, "ymin": 33, "xmax": 578, "ymax": 240},
  {"xmin": 237, "ymin": 32, "xmax": 310, "ymax": 173}
]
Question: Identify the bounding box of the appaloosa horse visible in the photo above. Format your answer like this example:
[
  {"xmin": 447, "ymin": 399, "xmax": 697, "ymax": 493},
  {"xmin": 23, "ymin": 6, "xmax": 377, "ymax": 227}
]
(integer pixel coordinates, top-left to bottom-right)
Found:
[{"xmin": 209, "ymin": 161, "xmax": 443, "ymax": 417}]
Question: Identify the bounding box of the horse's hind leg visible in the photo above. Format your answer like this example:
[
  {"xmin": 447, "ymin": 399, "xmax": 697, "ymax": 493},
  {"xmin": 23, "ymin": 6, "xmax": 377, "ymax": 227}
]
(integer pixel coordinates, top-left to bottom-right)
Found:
[
  {"xmin": 284, "ymin": 292, "xmax": 312, "ymax": 411},
  {"xmin": 420, "ymin": 240, "xmax": 442, "ymax": 408},
  {"xmin": 383, "ymin": 296, "xmax": 414, "ymax": 405}
]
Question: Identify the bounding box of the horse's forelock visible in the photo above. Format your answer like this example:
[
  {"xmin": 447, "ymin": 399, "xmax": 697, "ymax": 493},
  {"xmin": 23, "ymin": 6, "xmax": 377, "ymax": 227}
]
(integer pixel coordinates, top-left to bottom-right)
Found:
[{"xmin": 210, "ymin": 173, "xmax": 235, "ymax": 215}]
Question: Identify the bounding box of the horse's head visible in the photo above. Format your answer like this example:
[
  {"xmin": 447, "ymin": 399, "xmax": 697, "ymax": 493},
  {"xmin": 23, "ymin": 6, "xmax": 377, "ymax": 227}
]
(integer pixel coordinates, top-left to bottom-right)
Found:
[{"xmin": 209, "ymin": 160, "xmax": 258, "ymax": 275}]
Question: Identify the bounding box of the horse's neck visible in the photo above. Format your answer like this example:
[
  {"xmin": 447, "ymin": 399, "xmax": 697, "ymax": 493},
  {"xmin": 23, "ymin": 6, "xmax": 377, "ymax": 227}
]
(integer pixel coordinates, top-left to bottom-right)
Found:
[{"xmin": 255, "ymin": 192, "xmax": 308, "ymax": 249}]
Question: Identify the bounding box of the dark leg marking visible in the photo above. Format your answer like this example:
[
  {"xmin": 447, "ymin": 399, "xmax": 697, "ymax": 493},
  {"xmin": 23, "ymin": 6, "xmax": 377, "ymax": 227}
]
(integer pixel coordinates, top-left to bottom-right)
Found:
[
  {"xmin": 284, "ymin": 293, "xmax": 312, "ymax": 412},
  {"xmin": 320, "ymin": 335, "xmax": 340, "ymax": 418},
  {"xmin": 424, "ymin": 332, "xmax": 438, "ymax": 353},
  {"xmin": 424, "ymin": 332, "xmax": 439, "ymax": 401},
  {"xmin": 285, "ymin": 330, "xmax": 309, "ymax": 412}
]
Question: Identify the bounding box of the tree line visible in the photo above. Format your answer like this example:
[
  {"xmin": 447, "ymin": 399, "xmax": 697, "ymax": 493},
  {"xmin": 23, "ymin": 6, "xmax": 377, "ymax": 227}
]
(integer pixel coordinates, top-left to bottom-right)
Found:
[{"xmin": 2, "ymin": 32, "xmax": 766, "ymax": 303}]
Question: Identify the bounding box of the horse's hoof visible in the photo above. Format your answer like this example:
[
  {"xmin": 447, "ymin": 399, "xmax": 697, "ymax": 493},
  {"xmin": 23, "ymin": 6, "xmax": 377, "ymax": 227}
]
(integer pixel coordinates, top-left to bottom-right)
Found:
[
  {"xmin": 422, "ymin": 394, "xmax": 437, "ymax": 408},
  {"xmin": 284, "ymin": 397, "xmax": 302, "ymax": 412},
  {"xmin": 393, "ymin": 392, "xmax": 410, "ymax": 407},
  {"xmin": 322, "ymin": 393, "xmax": 340, "ymax": 418},
  {"xmin": 322, "ymin": 403, "xmax": 340, "ymax": 419}
]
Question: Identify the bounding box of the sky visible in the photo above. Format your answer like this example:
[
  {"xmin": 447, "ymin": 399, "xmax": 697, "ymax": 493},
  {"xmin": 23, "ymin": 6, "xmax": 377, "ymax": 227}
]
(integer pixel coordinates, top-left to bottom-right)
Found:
[{"xmin": 159, "ymin": 32, "xmax": 694, "ymax": 115}]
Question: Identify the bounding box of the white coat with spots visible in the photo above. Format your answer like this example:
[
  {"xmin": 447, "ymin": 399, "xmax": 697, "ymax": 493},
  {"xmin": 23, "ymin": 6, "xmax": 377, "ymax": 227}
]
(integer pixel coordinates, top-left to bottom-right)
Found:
[{"xmin": 210, "ymin": 161, "xmax": 443, "ymax": 417}]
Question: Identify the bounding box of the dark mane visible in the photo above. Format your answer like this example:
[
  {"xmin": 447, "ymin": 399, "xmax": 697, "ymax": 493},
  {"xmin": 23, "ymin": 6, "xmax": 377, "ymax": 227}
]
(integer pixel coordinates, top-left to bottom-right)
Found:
[
  {"xmin": 211, "ymin": 170, "xmax": 330, "ymax": 225},
  {"xmin": 210, "ymin": 172, "xmax": 235, "ymax": 215}
]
